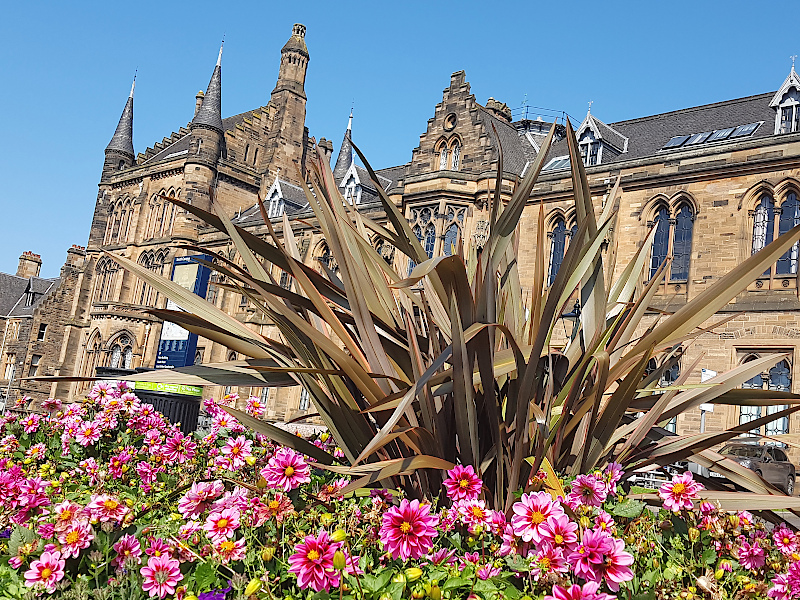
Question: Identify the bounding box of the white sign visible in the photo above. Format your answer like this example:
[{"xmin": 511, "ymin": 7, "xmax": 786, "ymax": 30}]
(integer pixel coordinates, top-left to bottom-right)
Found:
[
  {"xmin": 699, "ymin": 403, "xmax": 714, "ymax": 413},
  {"xmin": 700, "ymin": 368, "xmax": 717, "ymax": 383}
]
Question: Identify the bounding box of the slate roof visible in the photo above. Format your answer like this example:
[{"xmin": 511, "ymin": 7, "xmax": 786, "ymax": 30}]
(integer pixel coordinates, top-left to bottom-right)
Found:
[
  {"xmin": 106, "ymin": 95, "xmax": 134, "ymax": 157},
  {"xmin": 192, "ymin": 64, "xmax": 224, "ymax": 132},
  {"xmin": 479, "ymin": 108, "xmax": 539, "ymax": 175},
  {"xmin": 0, "ymin": 273, "xmax": 59, "ymax": 318},
  {"xmin": 231, "ymin": 178, "xmax": 308, "ymax": 226},
  {"xmin": 544, "ymin": 91, "xmax": 778, "ymax": 168},
  {"xmin": 143, "ymin": 110, "xmax": 252, "ymax": 164},
  {"xmin": 374, "ymin": 164, "xmax": 407, "ymax": 191}
]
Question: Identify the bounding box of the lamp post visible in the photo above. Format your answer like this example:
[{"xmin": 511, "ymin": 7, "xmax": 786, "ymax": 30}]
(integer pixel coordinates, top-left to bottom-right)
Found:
[{"xmin": 560, "ymin": 300, "xmax": 581, "ymax": 343}]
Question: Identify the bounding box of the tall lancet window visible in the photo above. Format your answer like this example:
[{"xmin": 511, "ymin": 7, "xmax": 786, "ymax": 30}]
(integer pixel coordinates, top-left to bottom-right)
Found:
[
  {"xmin": 548, "ymin": 218, "xmax": 567, "ymax": 285},
  {"xmin": 451, "ymin": 142, "xmax": 461, "ymax": 171},
  {"xmin": 649, "ymin": 207, "xmax": 670, "ymax": 279},
  {"xmin": 439, "ymin": 147, "xmax": 448, "ymax": 170},
  {"xmin": 752, "ymin": 195, "xmax": 775, "ymax": 254},
  {"xmin": 671, "ymin": 204, "xmax": 694, "ymax": 281},
  {"xmin": 778, "ymin": 192, "xmax": 800, "ymax": 274},
  {"xmin": 423, "ymin": 224, "xmax": 436, "ymax": 259}
]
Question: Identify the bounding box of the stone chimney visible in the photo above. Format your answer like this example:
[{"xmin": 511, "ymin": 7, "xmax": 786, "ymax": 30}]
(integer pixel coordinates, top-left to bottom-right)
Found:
[
  {"xmin": 317, "ymin": 137, "xmax": 334, "ymax": 163},
  {"xmin": 485, "ymin": 97, "xmax": 512, "ymax": 123},
  {"xmin": 195, "ymin": 90, "xmax": 205, "ymax": 116},
  {"xmin": 17, "ymin": 251, "xmax": 42, "ymax": 278},
  {"xmin": 63, "ymin": 245, "xmax": 86, "ymax": 270}
]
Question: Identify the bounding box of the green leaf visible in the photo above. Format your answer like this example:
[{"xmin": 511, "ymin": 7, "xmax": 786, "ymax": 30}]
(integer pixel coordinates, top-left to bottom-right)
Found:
[
  {"xmin": 193, "ymin": 562, "xmax": 217, "ymax": 592},
  {"xmin": 442, "ymin": 577, "xmax": 471, "ymax": 591},
  {"xmin": 611, "ymin": 499, "xmax": 645, "ymax": 519},
  {"xmin": 702, "ymin": 547, "xmax": 717, "ymax": 565},
  {"xmin": 7, "ymin": 527, "xmax": 35, "ymax": 559}
]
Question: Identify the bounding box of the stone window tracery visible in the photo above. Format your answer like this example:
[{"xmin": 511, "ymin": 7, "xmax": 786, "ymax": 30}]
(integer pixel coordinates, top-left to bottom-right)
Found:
[
  {"xmin": 94, "ymin": 257, "xmax": 119, "ymax": 303},
  {"xmin": 740, "ymin": 353, "xmax": 792, "ymax": 436},
  {"xmin": 777, "ymin": 191, "xmax": 800, "ymax": 274},
  {"xmin": 646, "ymin": 200, "xmax": 695, "ymax": 283}
]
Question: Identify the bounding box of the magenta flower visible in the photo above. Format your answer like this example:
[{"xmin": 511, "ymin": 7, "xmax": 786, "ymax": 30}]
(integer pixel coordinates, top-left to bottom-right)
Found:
[
  {"xmin": 23, "ymin": 550, "xmax": 65, "ymax": 593},
  {"xmin": 112, "ymin": 534, "xmax": 142, "ymax": 567},
  {"xmin": 86, "ymin": 494, "xmax": 129, "ymax": 523},
  {"xmin": 456, "ymin": 498, "xmax": 492, "ymax": 529},
  {"xmin": 477, "ymin": 564, "xmax": 502, "ymax": 580},
  {"xmin": 58, "ymin": 523, "xmax": 94, "ymax": 559},
  {"xmin": 427, "ymin": 548, "xmax": 457, "ymax": 566},
  {"xmin": 214, "ymin": 537, "xmax": 246, "ymax": 564},
  {"xmin": 531, "ymin": 544, "xmax": 568, "ymax": 581},
  {"xmin": 203, "ymin": 508, "xmax": 240, "ymax": 543},
  {"xmin": 773, "ymin": 523, "xmax": 798, "ymax": 556},
  {"xmin": 544, "ymin": 581, "xmax": 615, "ymax": 600},
  {"xmin": 379, "ymin": 499, "xmax": 439, "ymax": 560},
  {"xmin": 140, "ymin": 554, "xmax": 183, "ymax": 599},
  {"xmin": 288, "ymin": 530, "xmax": 340, "ymax": 592},
  {"xmin": 568, "ymin": 474, "xmax": 608, "ymax": 508},
  {"xmin": 511, "ymin": 491, "xmax": 564, "ymax": 543},
  {"xmin": 221, "ymin": 435, "xmax": 252, "ymax": 470},
  {"xmin": 588, "ymin": 537, "xmax": 634, "ymax": 591},
  {"xmin": 178, "ymin": 480, "xmax": 224, "ymax": 518},
  {"xmin": 568, "ymin": 528, "xmax": 614, "ymax": 581},
  {"xmin": 145, "ymin": 537, "xmax": 172, "ymax": 558},
  {"xmin": 594, "ymin": 510, "xmax": 616, "ymax": 534},
  {"xmin": 604, "ymin": 462, "xmax": 623, "ymax": 490},
  {"xmin": 161, "ymin": 431, "xmax": 197, "ymax": 464},
  {"xmin": 658, "ymin": 471, "xmax": 703, "ymax": 512},
  {"xmin": 443, "ymin": 464, "xmax": 483, "ymax": 501},
  {"xmin": 21, "ymin": 414, "xmax": 41, "ymax": 434},
  {"xmin": 768, "ymin": 572, "xmax": 790, "ymax": 600},
  {"xmin": 737, "ymin": 541, "xmax": 766, "ymax": 571},
  {"xmin": 539, "ymin": 513, "xmax": 579, "ymax": 552},
  {"xmin": 52, "ymin": 500, "xmax": 84, "ymax": 532},
  {"xmin": 75, "ymin": 421, "xmax": 101, "ymax": 446},
  {"xmin": 261, "ymin": 447, "xmax": 311, "ymax": 492}
]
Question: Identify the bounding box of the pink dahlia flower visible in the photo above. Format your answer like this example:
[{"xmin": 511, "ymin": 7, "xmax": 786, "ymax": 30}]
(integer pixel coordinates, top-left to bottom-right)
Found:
[
  {"xmin": 261, "ymin": 447, "xmax": 311, "ymax": 492},
  {"xmin": 145, "ymin": 537, "xmax": 172, "ymax": 558},
  {"xmin": 477, "ymin": 564, "xmax": 502, "ymax": 580},
  {"xmin": 214, "ymin": 537, "xmax": 246, "ymax": 564},
  {"xmin": 21, "ymin": 414, "xmax": 41, "ymax": 434},
  {"xmin": 531, "ymin": 544, "xmax": 568, "ymax": 581},
  {"xmin": 140, "ymin": 554, "xmax": 183, "ymax": 599},
  {"xmin": 544, "ymin": 581, "xmax": 615, "ymax": 600},
  {"xmin": 511, "ymin": 491, "xmax": 564, "ymax": 543},
  {"xmin": 23, "ymin": 550, "xmax": 65, "ymax": 593},
  {"xmin": 737, "ymin": 541, "xmax": 766, "ymax": 571},
  {"xmin": 203, "ymin": 507, "xmax": 240, "ymax": 543},
  {"xmin": 773, "ymin": 523, "xmax": 798, "ymax": 556},
  {"xmin": 52, "ymin": 500, "xmax": 84, "ymax": 532},
  {"xmin": 379, "ymin": 498, "xmax": 439, "ymax": 560},
  {"xmin": 178, "ymin": 480, "xmax": 224, "ymax": 518},
  {"xmin": 87, "ymin": 494, "xmax": 129, "ymax": 523},
  {"xmin": 456, "ymin": 498, "xmax": 492, "ymax": 529},
  {"xmin": 58, "ymin": 522, "xmax": 94, "ymax": 559},
  {"xmin": 221, "ymin": 435, "xmax": 252, "ymax": 470},
  {"xmin": 658, "ymin": 471, "xmax": 704, "ymax": 512},
  {"xmin": 568, "ymin": 528, "xmax": 614, "ymax": 582},
  {"xmin": 161, "ymin": 431, "xmax": 197, "ymax": 464},
  {"xmin": 112, "ymin": 533, "xmax": 142, "ymax": 567},
  {"xmin": 443, "ymin": 464, "xmax": 483, "ymax": 501},
  {"xmin": 75, "ymin": 421, "xmax": 101, "ymax": 446},
  {"xmin": 288, "ymin": 530, "xmax": 340, "ymax": 592},
  {"xmin": 568, "ymin": 474, "xmax": 608, "ymax": 508},
  {"xmin": 768, "ymin": 572, "xmax": 790, "ymax": 600},
  {"xmin": 588, "ymin": 537, "xmax": 634, "ymax": 591},
  {"xmin": 539, "ymin": 513, "xmax": 579, "ymax": 552}
]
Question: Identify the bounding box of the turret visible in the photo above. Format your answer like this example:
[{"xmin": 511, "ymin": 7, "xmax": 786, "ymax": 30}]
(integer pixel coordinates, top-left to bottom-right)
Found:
[
  {"xmin": 333, "ymin": 110, "xmax": 354, "ymax": 183},
  {"xmin": 182, "ymin": 44, "xmax": 224, "ymax": 220},
  {"xmin": 102, "ymin": 78, "xmax": 136, "ymax": 181},
  {"xmin": 273, "ymin": 23, "xmax": 309, "ymax": 98}
]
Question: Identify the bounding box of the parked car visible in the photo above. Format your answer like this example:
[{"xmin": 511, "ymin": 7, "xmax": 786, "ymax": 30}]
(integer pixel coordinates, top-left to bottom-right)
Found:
[{"xmin": 718, "ymin": 443, "xmax": 795, "ymax": 495}]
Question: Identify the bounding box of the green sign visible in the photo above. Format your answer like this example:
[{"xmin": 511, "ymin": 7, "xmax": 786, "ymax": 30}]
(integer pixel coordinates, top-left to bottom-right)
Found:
[{"xmin": 134, "ymin": 381, "xmax": 203, "ymax": 397}]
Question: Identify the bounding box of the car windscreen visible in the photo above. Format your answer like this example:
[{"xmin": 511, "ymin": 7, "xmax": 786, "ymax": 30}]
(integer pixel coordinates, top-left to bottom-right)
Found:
[{"xmin": 720, "ymin": 445, "xmax": 763, "ymax": 458}]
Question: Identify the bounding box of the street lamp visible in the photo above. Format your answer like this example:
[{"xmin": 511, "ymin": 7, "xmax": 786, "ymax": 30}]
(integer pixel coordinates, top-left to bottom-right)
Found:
[{"xmin": 560, "ymin": 300, "xmax": 581, "ymax": 342}]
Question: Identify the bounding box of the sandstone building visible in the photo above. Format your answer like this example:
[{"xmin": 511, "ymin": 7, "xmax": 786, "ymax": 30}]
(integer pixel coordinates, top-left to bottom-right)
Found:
[{"xmin": 7, "ymin": 24, "xmax": 800, "ymax": 450}]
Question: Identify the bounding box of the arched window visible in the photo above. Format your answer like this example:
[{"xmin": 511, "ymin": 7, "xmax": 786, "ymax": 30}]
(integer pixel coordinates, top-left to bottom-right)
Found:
[
  {"xmin": 94, "ymin": 258, "xmax": 118, "ymax": 302},
  {"xmin": 438, "ymin": 146, "xmax": 448, "ymax": 170},
  {"xmin": 671, "ymin": 204, "xmax": 694, "ymax": 281},
  {"xmin": 767, "ymin": 359, "xmax": 791, "ymax": 436},
  {"xmin": 123, "ymin": 346, "xmax": 133, "ymax": 369},
  {"xmin": 110, "ymin": 344, "xmax": 122, "ymax": 368},
  {"xmin": 423, "ymin": 223, "xmax": 436, "ymax": 259},
  {"xmin": 443, "ymin": 223, "xmax": 459, "ymax": 256},
  {"xmin": 752, "ymin": 195, "xmax": 775, "ymax": 254},
  {"xmin": 105, "ymin": 206, "xmax": 117, "ymax": 245},
  {"xmin": 253, "ymin": 148, "xmax": 259, "ymax": 165},
  {"xmin": 408, "ymin": 225, "xmax": 423, "ymax": 276},
  {"xmin": 778, "ymin": 192, "xmax": 800, "ymax": 274},
  {"xmin": 649, "ymin": 207, "xmax": 670, "ymax": 279},
  {"xmin": 244, "ymin": 144, "xmax": 250, "ymax": 163},
  {"xmin": 267, "ymin": 190, "xmax": 283, "ymax": 218},
  {"xmin": 451, "ymin": 142, "xmax": 461, "ymax": 171},
  {"xmin": 548, "ymin": 218, "xmax": 567, "ymax": 285}
]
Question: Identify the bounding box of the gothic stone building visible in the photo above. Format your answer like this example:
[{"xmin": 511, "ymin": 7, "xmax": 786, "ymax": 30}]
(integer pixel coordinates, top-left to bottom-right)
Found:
[{"xmin": 14, "ymin": 22, "xmax": 800, "ymax": 449}]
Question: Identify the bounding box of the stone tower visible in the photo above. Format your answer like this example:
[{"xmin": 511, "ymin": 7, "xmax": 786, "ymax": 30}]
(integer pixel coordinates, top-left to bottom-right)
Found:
[
  {"xmin": 102, "ymin": 78, "xmax": 136, "ymax": 182},
  {"xmin": 261, "ymin": 24, "xmax": 309, "ymax": 183},
  {"xmin": 180, "ymin": 44, "xmax": 224, "ymax": 239}
]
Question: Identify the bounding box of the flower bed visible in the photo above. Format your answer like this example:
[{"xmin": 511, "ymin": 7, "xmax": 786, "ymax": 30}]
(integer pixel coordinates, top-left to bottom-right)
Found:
[{"xmin": 0, "ymin": 383, "xmax": 797, "ymax": 599}]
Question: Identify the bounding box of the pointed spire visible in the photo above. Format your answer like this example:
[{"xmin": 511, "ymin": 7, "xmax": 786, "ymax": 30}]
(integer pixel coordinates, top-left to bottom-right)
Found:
[
  {"xmin": 106, "ymin": 75, "xmax": 135, "ymax": 157},
  {"xmin": 333, "ymin": 109, "xmax": 354, "ymax": 182},
  {"xmin": 191, "ymin": 43, "xmax": 224, "ymax": 132}
]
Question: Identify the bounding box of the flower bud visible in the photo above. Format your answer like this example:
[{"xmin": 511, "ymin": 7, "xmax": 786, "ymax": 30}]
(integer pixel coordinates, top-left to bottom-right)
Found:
[
  {"xmin": 727, "ymin": 514, "xmax": 740, "ymax": 529},
  {"xmin": 244, "ymin": 578, "xmax": 263, "ymax": 596},
  {"xmin": 320, "ymin": 433, "xmax": 330, "ymax": 442},
  {"xmin": 392, "ymin": 572, "xmax": 406, "ymax": 584},
  {"xmin": 333, "ymin": 550, "xmax": 347, "ymax": 571},
  {"xmin": 430, "ymin": 585, "xmax": 442, "ymax": 600},
  {"xmin": 714, "ymin": 569, "xmax": 724, "ymax": 580},
  {"xmin": 185, "ymin": 596, "xmax": 199, "ymax": 600},
  {"xmin": 262, "ymin": 547, "xmax": 275, "ymax": 562},
  {"xmin": 320, "ymin": 513, "xmax": 333, "ymax": 525},
  {"xmin": 405, "ymin": 567, "xmax": 423, "ymax": 582},
  {"xmin": 688, "ymin": 527, "xmax": 700, "ymax": 542},
  {"xmin": 331, "ymin": 529, "xmax": 347, "ymax": 543},
  {"xmin": 245, "ymin": 456, "xmax": 257, "ymax": 467},
  {"xmin": 579, "ymin": 516, "xmax": 592, "ymax": 529}
]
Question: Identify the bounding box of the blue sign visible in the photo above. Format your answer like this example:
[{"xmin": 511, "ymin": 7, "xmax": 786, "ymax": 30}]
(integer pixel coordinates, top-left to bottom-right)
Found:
[{"xmin": 155, "ymin": 255, "xmax": 212, "ymax": 369}]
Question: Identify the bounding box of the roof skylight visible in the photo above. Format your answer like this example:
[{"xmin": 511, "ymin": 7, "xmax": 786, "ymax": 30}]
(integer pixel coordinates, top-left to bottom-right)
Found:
[
  {"xmin": 663, "ymin": 135, "xmax": 690, "ymax": 148},
  {"xmin": 706, "ymin": 127, "xmax": 735, "ymax": 142},
  {"xmin": 730, "ymin": 122, "xmax": 761, "ymax": 138}
]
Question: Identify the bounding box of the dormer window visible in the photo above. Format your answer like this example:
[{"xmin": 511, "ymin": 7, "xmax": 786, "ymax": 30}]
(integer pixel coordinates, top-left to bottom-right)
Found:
[
  {"xmin": 267, "ymin": 190, "xmax": 284, "ymax": 218},
  {"xmin": 343, "ymin": 174, "xmax": 361, "ymax": 205},
  {"xmin": 771, "ymin": 67, "xmax": 800, "ymax": 134}
]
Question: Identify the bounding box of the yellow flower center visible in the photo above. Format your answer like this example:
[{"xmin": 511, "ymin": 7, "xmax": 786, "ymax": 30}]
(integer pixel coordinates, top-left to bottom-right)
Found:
[
  {"xmin": 220, "ymin": 541, "xmax": 234, "ymax": 552},
  {"xmin": 530, "ymin": 511, "xmax": 545, "ymax": 525},
  {"xmin": 268, "ymin": 500, "xmax": 280, "ymax": 510},
  {"xmin": 65, "ymin": 531, "xmax": 79, "ymax": 544},
  {"xmin": 59, "ymin": 510, "xmax": 72, "ymax": 521},
  {"xmin": 459, "ymin": 479, "xmax": 469, "ymax": 489},
  {"xmin": 471, "ymin": 506, "xmax": 484, "ymax": 518},
  {"xmin": 41, "ymin": 568, "xmax": 52, "ymax": 579},
  {"xmin": 785, "ymin": 537, "xmax": 791, "ymax": 545},
  {"xmin": 672, "ymin": 482, "xmax": 686, "ymax": 494},
  {"xmin": 307, "ymin": 550, "xmax": 320, "ymax": 560},
  {"xmin": 217, "ymin": 518, "xmax": 228, "ymax": 528},
  {"xmin": 400, "ymin": 521, "xmax": 412, "ymax": 533},
  {"xmin": 231, "ymin": 447, "xmax": 240, "ymax": 455},
  {"xmin": 154, "ymin": 550, "xmax": 162, "ymax": 557},
  {"xmin": 103, "ymin": 500, "xmax": 119, "ymax": 510},
  {"xmin": 285, "ymin": 466, "xmax": 295, "ymax": 477},
  {"xmin": 554, "ymin": 534, "xmax": 564, "ymax": 545},
  {"xmin": 539, "ymin": 557, "xmax": 550, "ymax": 569}
]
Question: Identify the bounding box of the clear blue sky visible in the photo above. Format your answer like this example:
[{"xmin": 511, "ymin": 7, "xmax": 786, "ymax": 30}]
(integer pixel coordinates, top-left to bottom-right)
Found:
[{"xmin": 1, "ymin": 0, "xmax": 797, "ymax": 277}]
